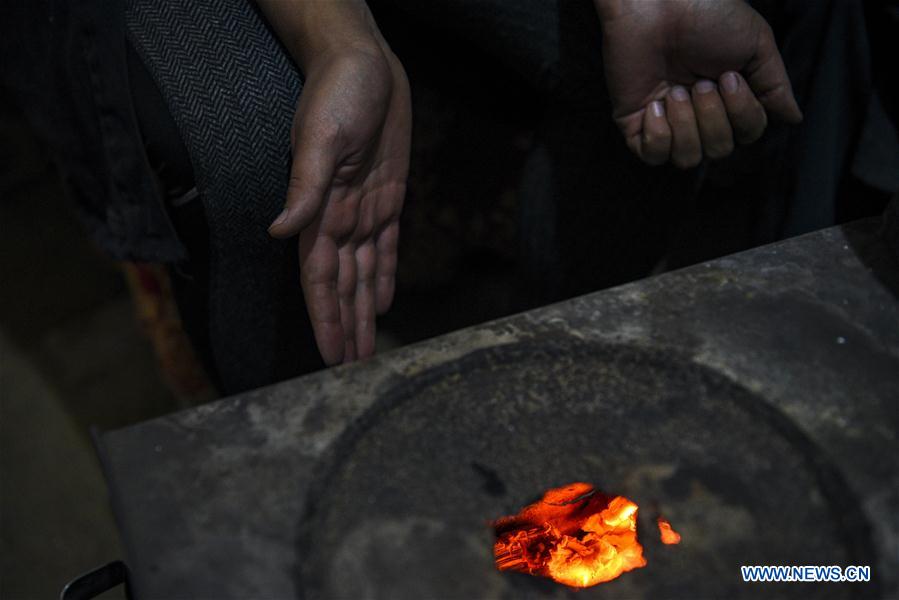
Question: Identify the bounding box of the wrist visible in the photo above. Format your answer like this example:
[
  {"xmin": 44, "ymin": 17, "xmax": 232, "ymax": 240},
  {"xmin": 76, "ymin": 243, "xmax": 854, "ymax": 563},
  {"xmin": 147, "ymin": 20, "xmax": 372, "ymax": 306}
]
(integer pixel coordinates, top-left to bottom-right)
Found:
[
  {"xmin": 594, "ymin": 0, "xmax": 674, "ymax": 25},
  {"xmin": 257, "ymin": 0, "xmax": 383, "ymax": 72}
]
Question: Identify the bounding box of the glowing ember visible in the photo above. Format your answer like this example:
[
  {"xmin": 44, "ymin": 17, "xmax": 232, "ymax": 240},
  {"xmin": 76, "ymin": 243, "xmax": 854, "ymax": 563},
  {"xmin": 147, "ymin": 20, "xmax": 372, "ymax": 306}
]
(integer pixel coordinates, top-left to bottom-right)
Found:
[
  {"xmin": 492, "ymin": 483, "xmax": 647, "ymax": 588},
  {"xmin": 657, "ymin": 516, "xmax": 681, "ymax": 545}
]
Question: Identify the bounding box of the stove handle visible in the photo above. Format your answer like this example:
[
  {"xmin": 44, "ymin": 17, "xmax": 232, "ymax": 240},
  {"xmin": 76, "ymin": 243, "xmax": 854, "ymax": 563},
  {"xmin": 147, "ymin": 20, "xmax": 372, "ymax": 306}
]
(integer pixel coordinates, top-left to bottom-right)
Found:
[{"xmin": 60, "ymin": 560, "xmax": 132, "ymax": 600}]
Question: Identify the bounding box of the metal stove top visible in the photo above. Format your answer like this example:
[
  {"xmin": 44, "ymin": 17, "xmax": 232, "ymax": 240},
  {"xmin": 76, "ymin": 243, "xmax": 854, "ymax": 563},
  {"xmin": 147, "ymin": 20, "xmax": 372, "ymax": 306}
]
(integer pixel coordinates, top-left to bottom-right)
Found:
[{"xmin": 98, "ymin": 218, "xmax": 899, "ymax": 599}]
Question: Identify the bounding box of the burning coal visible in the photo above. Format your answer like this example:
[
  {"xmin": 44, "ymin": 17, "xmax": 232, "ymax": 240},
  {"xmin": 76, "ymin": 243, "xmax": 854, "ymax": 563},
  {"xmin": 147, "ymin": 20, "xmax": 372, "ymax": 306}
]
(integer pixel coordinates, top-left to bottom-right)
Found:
[
  {"xmin": 657, "ymin": 516, "xmax": 681, "ymax": 545},
  {"xmin": 492, "ymin": 483, "xmax": 647, "ymax": 588},
  {"xmin": 492, "ymin": 483, "xmax": 682, "ymax": 588}
]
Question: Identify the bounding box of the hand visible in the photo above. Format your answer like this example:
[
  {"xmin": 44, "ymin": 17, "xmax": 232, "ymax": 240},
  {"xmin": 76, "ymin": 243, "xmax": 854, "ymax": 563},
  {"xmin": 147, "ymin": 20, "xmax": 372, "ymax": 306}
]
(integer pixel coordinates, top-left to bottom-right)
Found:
[
  {"xmin": 268, "ymin": 43, "xmax": 411, "ymax": 365},
  {"xmin": 595, "ymin": 0, "xmax": 802, "ymax": 168}
]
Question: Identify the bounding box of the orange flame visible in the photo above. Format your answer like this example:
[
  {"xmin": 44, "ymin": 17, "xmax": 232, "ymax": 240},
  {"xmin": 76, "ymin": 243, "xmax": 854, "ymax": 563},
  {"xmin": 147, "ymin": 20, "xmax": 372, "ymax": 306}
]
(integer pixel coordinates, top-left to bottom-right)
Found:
[
  {"xmin": 492, "ymin": 483, "xmax": 647, "ymax": 588},
  {"xmin": 657, "ymin": 516, "xmax": 681, "ymax": 545}
]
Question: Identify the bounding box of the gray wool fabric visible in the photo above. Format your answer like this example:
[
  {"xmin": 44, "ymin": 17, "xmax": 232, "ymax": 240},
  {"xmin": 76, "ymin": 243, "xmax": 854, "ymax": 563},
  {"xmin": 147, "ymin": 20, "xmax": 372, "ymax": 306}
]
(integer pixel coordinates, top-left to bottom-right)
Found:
[{"xmin": 124, "ymin": 0, "xmax": 311, "ymax": 393}]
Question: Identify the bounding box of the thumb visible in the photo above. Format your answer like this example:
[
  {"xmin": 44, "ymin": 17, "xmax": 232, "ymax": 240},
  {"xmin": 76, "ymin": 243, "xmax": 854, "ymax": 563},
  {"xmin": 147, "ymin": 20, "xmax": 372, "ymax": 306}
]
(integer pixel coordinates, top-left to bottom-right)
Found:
[
  {"xmin": 613, "ymin": 110, "xmax": 648, "ymax": 159},
  {"xmin": 743, "ymin": 22, "xmax": 803, "ymax": 124},
  {"xmin": 268, "ymin": 131, "xmax": 336, "ymax": 238}
]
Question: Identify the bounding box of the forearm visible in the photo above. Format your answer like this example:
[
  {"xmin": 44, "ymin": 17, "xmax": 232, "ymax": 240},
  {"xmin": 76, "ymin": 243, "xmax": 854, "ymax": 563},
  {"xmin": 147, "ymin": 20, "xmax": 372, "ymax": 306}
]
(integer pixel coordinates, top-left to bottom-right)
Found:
[{"xmin": 255, "ymin": 0, "xmax": 382, "ymax": 71}]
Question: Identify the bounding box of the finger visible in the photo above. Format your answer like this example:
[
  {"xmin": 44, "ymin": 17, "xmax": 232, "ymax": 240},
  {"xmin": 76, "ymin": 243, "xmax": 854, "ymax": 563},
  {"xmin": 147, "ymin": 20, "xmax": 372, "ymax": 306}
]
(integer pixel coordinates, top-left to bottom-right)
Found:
[
  {"xmin": 354, "ymin": 242, "xmax": 377, "ymax": 360},
  {"xmin": 269, "ymin": 135, "xmax": 336, "ymax": 238},
  {"xmin": 299, "ymin": 230, "xmax": 344, "ymax": 365},
  {"xmin": 691, "ymin": 80, "xmax": 734, "ymax": 160},
  {"xmin": 638, "ymin": 101, "xmax": 672, "ymax": 166},
  {"xmin": 337, "ymin": 244, "xmax": 357, "ymax": 363},
  {"xmin": 665, "ymin": 86, "xmax": 702, "ymax": 170},
  {"xmin": 719, "ymin": 71, "xmax": 767, "ymax": 145},
  {"xmin": 743, "ymin": 21, "xmax": 802, "ymax": 124},
  {"xmin": 374, "ymin": 221, "xmax": 399, "ymax": 315},
  {"xmin": 614, "ymin": 112, "xmax": 646, "ymax": 162}
]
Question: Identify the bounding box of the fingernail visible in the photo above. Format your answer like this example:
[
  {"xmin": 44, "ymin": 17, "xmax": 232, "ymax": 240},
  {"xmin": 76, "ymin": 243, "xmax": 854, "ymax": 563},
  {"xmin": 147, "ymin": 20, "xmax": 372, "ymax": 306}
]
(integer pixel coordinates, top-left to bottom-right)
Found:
[
  {"xmin": 671, "ymin": 86, "xmax": 690, "ymax": 102},
  {"xmin": 722, "ymin": 72, "xmax": 739, "ymax": 94},
  {"xmin": 695, "ymin": 79, "xmax": 716, "ymax": 94},
  {"xmin": 270, "ymin": 207, "xmax": 289, "ymax": 229},
  {"xmin": 651, "ymin": 100, "xmax": 664, "ymax": 118}
]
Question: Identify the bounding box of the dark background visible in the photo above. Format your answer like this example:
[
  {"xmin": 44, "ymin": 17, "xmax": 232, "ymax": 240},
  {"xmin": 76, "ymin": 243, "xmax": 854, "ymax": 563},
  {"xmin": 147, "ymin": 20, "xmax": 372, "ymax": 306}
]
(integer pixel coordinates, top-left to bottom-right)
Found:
[{"xmin": 1, "ymin": 1, "xmax": 897, "ymax": 598}]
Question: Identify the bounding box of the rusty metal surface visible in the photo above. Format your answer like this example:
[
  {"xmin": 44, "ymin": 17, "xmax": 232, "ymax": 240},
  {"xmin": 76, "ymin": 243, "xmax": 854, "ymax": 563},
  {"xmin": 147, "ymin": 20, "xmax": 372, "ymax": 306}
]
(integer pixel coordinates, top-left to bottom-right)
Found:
[{"xmin": 98, "ymin": 218, "xmax": 899, "ymax": 599}]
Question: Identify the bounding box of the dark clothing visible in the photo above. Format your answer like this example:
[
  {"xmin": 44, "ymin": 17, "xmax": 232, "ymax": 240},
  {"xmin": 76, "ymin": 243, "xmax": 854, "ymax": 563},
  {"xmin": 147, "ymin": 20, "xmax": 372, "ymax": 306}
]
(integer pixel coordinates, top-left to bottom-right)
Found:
[
  {"xmin": 124, "ymin": 0, "xmax": 322, "ymax": 393},
  {"xmin": 3, "ymin": 0, "xmax": 894, "ymax": 394},
  {"xmin": 2, "ymin": 0, "xmax": 184, "ymax": 261},
  {"xmin": 3, "ymin": 0, "xmax": 321, "ymax": 393},
  {"xmin": 376, "ymin": 0, "xmax": 894, "ymax": 287}
]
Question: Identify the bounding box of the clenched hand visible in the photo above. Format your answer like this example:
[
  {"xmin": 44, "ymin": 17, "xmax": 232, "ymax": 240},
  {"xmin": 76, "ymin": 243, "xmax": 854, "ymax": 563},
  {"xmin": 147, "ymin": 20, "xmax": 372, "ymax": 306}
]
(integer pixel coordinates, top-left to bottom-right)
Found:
[{"xmin": 595, "ymin": 0, "xmax": 802, "ymax": 168}]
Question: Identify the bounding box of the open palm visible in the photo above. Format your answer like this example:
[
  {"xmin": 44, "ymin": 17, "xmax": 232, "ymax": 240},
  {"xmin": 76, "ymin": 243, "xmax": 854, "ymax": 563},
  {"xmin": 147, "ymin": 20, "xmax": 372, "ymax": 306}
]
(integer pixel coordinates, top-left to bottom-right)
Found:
[{"xmin": 269, "ymin": 46, "xmax": 411, "ymax": 365}]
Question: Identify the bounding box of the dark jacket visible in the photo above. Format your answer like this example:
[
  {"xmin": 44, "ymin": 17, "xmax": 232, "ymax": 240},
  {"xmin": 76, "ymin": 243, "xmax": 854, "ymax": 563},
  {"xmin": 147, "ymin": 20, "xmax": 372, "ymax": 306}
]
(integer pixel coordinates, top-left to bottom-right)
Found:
[{"xmin": 2, "ymin": 0, "xmax": 185, "ymax": 261}]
